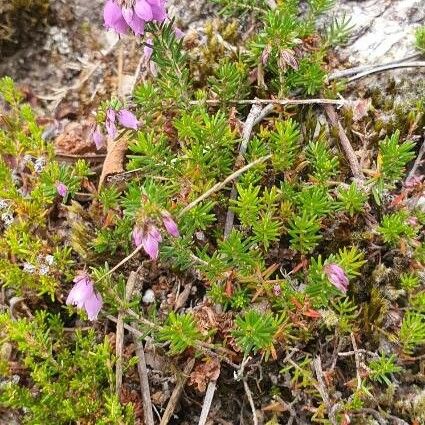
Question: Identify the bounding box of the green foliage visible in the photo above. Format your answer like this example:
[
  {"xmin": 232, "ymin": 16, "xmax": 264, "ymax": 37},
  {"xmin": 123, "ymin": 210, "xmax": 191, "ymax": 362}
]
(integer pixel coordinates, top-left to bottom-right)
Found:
[
  {"xmin": 296, "ymin": 185, "xmax": 335, "ymax": 218},
  {"xmin": 378, "ymin": 211, "xmax": 417, "ymax": 246},
  {"xmin": 159, "ymin": 312, "xmax": 203, "ymax": 354},
  {"xmin": 0, "ymin": 312, "xmax": 134, "ymax": 424},
  {"xmin": 306, "ymin": 138, "xmax": 339, "ymax": 182},
  {"xmin": 233, "ymin": 310, "xmax": 280, "ymax": 357},
  {"xmin": 288, "ymin": 212, "xmax": 322, "ymax": 253},
  {"xmin": 209, "ymin": 59, "xmax": 250, "ymax": 102},
  {"xmin": 399, "ymin": 311, "xmax": 425, "ymax": 354},
  {"xmin": 337, "ymin": 182, "xmax": 368, "ymax": 216},
  {"xmin": 269, "ymin": 119, "xmax": 301, "ymax": 171},
  {"xmin": 372, "ymin": 131, "xmax": 415, "ymax": 202},
  {"xmin": 415, "ymin": 26, "xmax": 425, "ymax": 52},
  {"xmin": 325, "ymin": 14, "xmax": 354, "ymax": 46},
  {"xmin": 400, "ymin": 272, "xmax": 421, "ymax": 291},
  {"xmin": 368, "ymin": 354, "xmax": 402, "ymax": 386},
  {"xmin": 231, "ymin": 183, "xmax": 261, "ymax": 227},
  {"xmin": 150, "ymin": 21, "xmax": 190, "ymax": 102}
]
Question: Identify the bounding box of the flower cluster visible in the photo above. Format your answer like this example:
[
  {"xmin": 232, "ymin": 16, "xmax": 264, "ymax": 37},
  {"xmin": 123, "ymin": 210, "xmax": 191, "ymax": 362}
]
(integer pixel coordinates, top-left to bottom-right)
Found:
[
  {"xmin": 132, "ymin": 212, "xmax": 179, "ymax": 260},
  {"xmin": 92, "ymin": 107, "xmax": 139, "ymax": 148},
  {"xmin": 66, "ymin": 273, "xmax": 103, "ymax": 321},
  {"xmin": 324, "ymin": 264, "xmax": 349, "ymax": 293},
  {"xmin": 104, "ymin": 0, "xmax": 167, "ymax": 36}
]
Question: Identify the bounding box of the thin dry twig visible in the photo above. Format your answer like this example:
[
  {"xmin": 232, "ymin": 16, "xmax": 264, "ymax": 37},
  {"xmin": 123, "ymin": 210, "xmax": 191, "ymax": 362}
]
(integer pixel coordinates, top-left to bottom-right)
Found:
[
  {"xmin": 178, "ymin": 155, "xmax": 272, "ymax": 217},
  {"xmin": 224, "ymin": 103, "xmax": 264, "ymax": 237},
  {"xmin": 134, "ymin": 337, "xmax": 155, "ymax": 425},
  {"xmin": 313, "ymin": 356, "xmax": 338, "ymax": 425},
  {"xmin": 338, "ymin": 349, "xmax": 379, "ymax": 358},
  {"xmin": 346, "ymin": 61, "xmax": 425, "ymax": 83},
  {"xmin": 115, "ymin": 271, "xmax": 138, "ymax": 394},
  {"xmin": 243, "ymin": 379, "xmax": 258, "ymax": 425},
  {"xmin": 96, "ymin": 245, "xmax": 143, "ymax": 283},
  {"xmin": 198, "ymin": 379, "xmax": 218, "ymax": 425},
  {"xmin": 190, "ymin": 97, "xmax": 348, "ymax": 107},
  {"xmin": 350, "ymin": 333, "xmax": 362, "ymax": 391},
  {"xmin": 159, "ymin": 359, "xmax": 196, "ymax": 425},
  {"xmin": 406, "ymin": 137, "xmax": 425, "ymax": 182},
  {"xmin": 324, "ymin": 105, "xmax": 364, "ymax": 180},
  {"xmin": 327, "ymin": 53, "xmax": 422, "ymax": 81}
]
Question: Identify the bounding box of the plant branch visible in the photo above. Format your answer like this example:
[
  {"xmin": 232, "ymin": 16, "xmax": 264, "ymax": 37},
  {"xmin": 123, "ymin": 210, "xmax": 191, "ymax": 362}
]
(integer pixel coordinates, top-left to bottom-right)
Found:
[
  {"xmin": 224, "ymin": 103, "xmax": 264, "ymax": 238},
  {"xmin": 324, "ymin": 105, "xmax": 364, "ymax": 180},
  {"xmin": 178, "ymin": 155, "xmax": 272, "ymax": 217}
]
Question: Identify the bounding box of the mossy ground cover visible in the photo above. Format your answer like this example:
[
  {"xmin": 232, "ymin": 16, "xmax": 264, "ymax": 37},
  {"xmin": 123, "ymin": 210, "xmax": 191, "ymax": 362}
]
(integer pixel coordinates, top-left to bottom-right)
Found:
[{"xmin": 1, "ymin": 1, "xmax": 425, "ymax": 424}]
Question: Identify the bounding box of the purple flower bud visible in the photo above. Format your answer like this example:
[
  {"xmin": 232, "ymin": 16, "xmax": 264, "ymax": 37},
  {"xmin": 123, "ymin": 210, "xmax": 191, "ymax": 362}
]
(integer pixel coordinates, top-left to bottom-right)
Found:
[
  {"xmin": 142, "ymin": 225, "xmax": 162, "ymax": 260},
  {"xmin": 132, "ymin": 226, "xmax": 143, "ymax": 247},
  {"xmin": 144, "ymin": 38, "xmax": 153, "ymax": 61},
  {"xmin": 56, "ymin": 182, "xmax": 68, "ymax": 198},
  {"xmin": 162, "ymin": 212, "xmax": 180, "ymax": 237},
  {"xmin": 92, "ymin": 126, "xmax": 105, "ymax": 150},
  {"xmin": 117, "ymin": 109, "xmax": 139, "ymax": 130},
  {"xmin": 105, "ymin": 117, "xmax": 117, "ymax": 140},
  {"xmin": 66, "ymin": 273, "xmax": 103, "ymax": 321},
  {"xmin": 261, "ymin": 45, "xmax": 271, "ymax": 65},
  {"xmin": 104, "ymin": 0, "xmax": 128, "ymax": 34},
  {"xmin": 84, "ymin": 292, "xmax": 103, "ymax": 321},
  {"xmin": 135, "ymin": 0, "xmax": 153, "ymax": 20},
  {"xmin": 107, "ymin": 108, "xmax": 116, "ymax": 122},
  {"xmin": 150, "ymin": 2, "xmax": 167, "ymax": 22},
  {"xmin": 273, "ymin": 284, "xmax": 281, "ymax": 297},
  {"xmin": 324, "ymin": 264, "xmax": 349, "ymax": 293},
  {"xmin": 174, "ymin": 27, "xmax": 184, "ymax": 39}
]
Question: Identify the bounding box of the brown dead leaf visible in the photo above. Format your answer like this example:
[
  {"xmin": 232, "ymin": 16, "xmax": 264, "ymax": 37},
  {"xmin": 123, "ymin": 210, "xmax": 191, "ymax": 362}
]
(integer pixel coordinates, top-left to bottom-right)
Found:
[
  {"xmin": 189, "ymin": 357, "xmax": 221, "ymax": 392},
  {"xmin": 55, "ymin": 119, "xmax": 100, "ymax": 156},
  {"xmin": 98, "ymin": 136, "xmax": 128, "ymax": 189}
]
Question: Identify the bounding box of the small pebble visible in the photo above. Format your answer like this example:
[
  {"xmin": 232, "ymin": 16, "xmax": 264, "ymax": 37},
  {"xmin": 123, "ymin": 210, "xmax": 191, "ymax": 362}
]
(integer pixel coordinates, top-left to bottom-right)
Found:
[{"xmin": 142, "ymin": 289, "xmax": 156, "ymax": 304}]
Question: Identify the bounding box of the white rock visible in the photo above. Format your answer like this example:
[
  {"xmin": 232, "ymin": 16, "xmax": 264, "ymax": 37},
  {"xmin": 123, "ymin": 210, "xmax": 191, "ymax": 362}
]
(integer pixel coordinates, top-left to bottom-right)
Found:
[{"xmin": 142, "ymin": 289, "xmax": 156, "ymax": 304}]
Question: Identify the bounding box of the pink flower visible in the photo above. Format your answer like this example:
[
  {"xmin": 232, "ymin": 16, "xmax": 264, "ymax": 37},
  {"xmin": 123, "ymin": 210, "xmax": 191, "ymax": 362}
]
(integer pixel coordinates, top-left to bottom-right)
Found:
[
  {"xmin": 105, "ymin": 107, "xmax": 139, "ymax": 139},
  {"xmin": 133, "ymin": 224, "xmax": 162, "ymax": 260},
  {"xmin": 273, "ymin": 284, "xmax": 281, "ymax": 296},
  {"xmin": 106, "ymin": 109, "xmax": 118, "ymax": 139},
  {"xmin": 92, "ymin": 126, "xmax": 105, "ymax": 150},
  {"xmin": 103, "ymin": 0, "xmax": 167, "ymax": 36},
  {"xmin": 118, "ymin": 109, "xmax": 139, "ymax": 129},
  {"xmin": 66, "ymin": 274, "xmax": 103, "ymax": 320},
  {"xmin": 161, "ymin": 212, "xmax": 179, "ymax": 237},
  {"xmin": 104, "ymin": 0, "xmax": 129, "ymax": 34},
  {"xmin": 142, "ymin": 225, "xmax": 162, "ymax": 260},
  {"xmin": 56, "ymin": 182, "xmax": 68, "ymax": 197},
  {"xmin": 324, "ymin": 264, "xmax": 349, "ymax": 294}
]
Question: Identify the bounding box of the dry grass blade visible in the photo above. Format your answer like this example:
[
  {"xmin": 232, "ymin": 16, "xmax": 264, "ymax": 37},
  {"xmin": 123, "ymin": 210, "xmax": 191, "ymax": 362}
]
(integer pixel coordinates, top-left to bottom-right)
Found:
[
  {"xmin": 134, "ymin": 337, "xmax": 155, "ymax": 425},
  {"xmin": 159, "ymin": 359, "xmax": 196, "ymax": 425},
  {"xmin": 198, "ymin": 379, "xmax": 218, "ymax": 425},
  {"xmin": 115, "ymin": 271, "xmax": 138, "ymax": 395}
]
